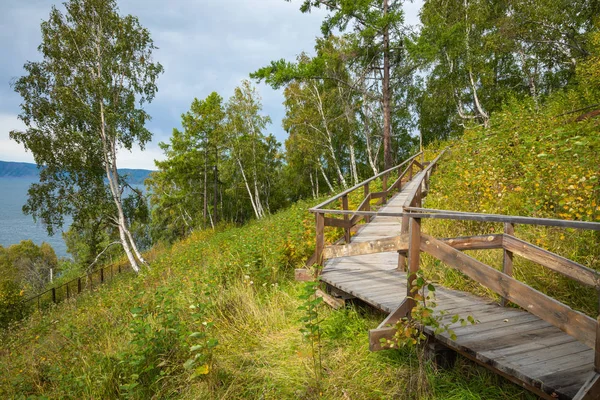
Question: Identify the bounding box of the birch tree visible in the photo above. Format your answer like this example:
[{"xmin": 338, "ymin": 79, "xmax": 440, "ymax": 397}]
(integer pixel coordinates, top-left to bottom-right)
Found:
[{"xmin": 10, "ymin": 0, "xmax": 163, "ymax": 273}]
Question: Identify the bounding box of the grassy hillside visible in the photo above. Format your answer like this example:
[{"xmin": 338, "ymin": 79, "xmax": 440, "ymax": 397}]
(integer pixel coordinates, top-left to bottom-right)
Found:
[
  {"xmin": 422, "ymin": 94, "xmax": 600, "ymax": 315},
  {"xmin": 3, "ymin": 83, "xmax": 599, "ymax": 399},
  {"xmin": 0, "ymin": 199, "xmax": 533, "ymax": 399}
]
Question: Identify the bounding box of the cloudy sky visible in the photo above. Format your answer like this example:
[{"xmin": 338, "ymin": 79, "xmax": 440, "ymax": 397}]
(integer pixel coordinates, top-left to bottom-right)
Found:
[{"xmin": 1, "ymin": 0, "xmax": 422, "ymax": 170}]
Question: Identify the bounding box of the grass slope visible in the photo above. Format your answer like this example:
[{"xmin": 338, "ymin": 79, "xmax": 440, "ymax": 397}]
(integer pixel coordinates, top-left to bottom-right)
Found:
[{"xmin": 0, "ymin": 199, "xmax": 533, "ymax": 399}]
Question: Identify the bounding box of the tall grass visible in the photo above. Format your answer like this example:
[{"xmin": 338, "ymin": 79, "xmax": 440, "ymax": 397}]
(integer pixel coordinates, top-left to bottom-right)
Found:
[{"xmin": 0, "ymin": 197, "xmax": 537, "ymax": 399}]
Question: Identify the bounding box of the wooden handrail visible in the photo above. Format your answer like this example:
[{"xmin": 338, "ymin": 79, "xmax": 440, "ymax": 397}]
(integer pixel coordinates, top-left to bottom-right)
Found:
[
  {"xmin": 310, "ymin": 152, "xmax": 422, "ymax": 211},
  {"xmin": 405, "ymin": 207, "xmax": 600, "ymax": 231}
]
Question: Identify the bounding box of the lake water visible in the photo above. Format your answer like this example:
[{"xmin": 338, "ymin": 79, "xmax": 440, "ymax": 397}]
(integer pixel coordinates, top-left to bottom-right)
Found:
[{"xmin": 0, "ymin": 178, "xmax": 71, "ymax": 258}]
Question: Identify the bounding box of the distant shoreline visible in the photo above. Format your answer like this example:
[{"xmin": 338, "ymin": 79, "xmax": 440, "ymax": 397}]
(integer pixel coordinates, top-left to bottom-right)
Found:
[{"xmin": 0, "ymin": 160, "xmax": 154, "ymax": 185}]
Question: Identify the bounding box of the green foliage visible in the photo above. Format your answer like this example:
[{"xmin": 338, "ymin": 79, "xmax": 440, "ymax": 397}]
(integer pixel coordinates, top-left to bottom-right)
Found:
[
  {"xmin": 422, "ymin": 47, "xmax": 600, "ymax": 312},
  {"xmin": 387, "ymin": 271, "xmax": 475, "ymax": 350},
  {"xmin": 298, "ymin": 281, "xmax": 324, "ymax": 393},
  {"xmin": 9, "ymin": 0, "xmax": 162, "ymax": 272}
]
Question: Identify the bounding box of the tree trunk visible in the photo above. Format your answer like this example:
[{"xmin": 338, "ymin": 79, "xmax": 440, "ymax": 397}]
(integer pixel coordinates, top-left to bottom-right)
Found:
[
  {"xmin": 319, "ymin": 162, "xmax": 335, "ymax": 192},
  {"xmin": 203, "ymin": 146, "xmax": 208, "ymax": 229},
  {"xmin": 382, "ymin": 0, "xmax": 393, "ymax": 170},
  {"xmin": 236, "ymin": 156, "xmax": 261, "ymax": 219}
]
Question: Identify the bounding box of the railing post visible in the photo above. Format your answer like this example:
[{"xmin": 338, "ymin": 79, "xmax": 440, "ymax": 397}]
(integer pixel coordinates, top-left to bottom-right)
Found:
[
  {"xmin": 398, "ymin": 211, "xmax": 410, "ymax": 271},
  {"xmin": 342, "ymin": 195, "xmax": 350, "ymax": 243},
  {"xmin": 100, "ymin": 267, "xmax": 104, "ymax": 284},
  {"xmin": 315, "ymin": 212, "xmax": 325, "ymax": 266},
  {"xmin": 364, "ymin": 183, "xmax": 370, "ymax": 223},
  {"xmin": 111, "ymin": 264, "xmax": 114, "ymax": 281},
  {"xmin": 595, "ymin": 290, "xmax": 600, "ymax": 373},
  {"xmin": 88, "ymin": 273, "xmax": 93, "ymax": 290},
  {"xmin": 501, "ymin": 222, "xmax": 515, "ymax": 307},
  {"xmin": 66, "ymin": 283, "xmax": 70, "ymax": 299},
  {"xmin": 382, "ymin": 173, "xmax": 388, "ymax": 204},
  {"xmin": 406, "ymin": 216, "xmax": 422, "ymax": 313},
  {"xmin": 118, "ymin": 264, "xmax": 122, "ymax": 274},
  {"xmin": 409, "ymin": 161, "xmax": 413, "ymax": 181},
  {"xmin": 78, "ymin": 277, "xmax": 82, "ymax": 293},
  {"xmin": 415, "ymin": 184, "xmax": 422, "ymax": 208},
  {"xmin": 51, "ymin": 287, "xmax": 56, "ymax": 304}
]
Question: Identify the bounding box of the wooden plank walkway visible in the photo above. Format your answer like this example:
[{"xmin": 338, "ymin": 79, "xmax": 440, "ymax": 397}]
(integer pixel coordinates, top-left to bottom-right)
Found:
[{"xmin": 320, "ymin": 173, "xmax": 596, "ymax": 400}]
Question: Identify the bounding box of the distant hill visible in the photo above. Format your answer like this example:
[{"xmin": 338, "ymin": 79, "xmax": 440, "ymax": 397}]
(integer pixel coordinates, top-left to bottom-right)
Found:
[{"xmin": 0, "ymin": 161, "xmax": 153, "ymax": 184}]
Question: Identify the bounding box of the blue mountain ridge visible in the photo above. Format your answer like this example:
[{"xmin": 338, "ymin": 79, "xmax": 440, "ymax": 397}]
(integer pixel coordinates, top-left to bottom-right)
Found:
[{"xmin": 0, "ymin": 161, "xmax": 153, "ymax": 185}]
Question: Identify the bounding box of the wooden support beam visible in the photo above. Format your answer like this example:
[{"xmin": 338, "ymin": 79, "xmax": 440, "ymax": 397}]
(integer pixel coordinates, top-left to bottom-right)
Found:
[
  {"xmin": 315, "ymin": 288, "xmax": 345, "ymax": 309},
  {"xmin": 342, "ymin": 195, "xmax": 350, "ymax": 243},
  {"xmin": 406, "ymin": 217, "xmax": 421, "ymax": 311},
  {"xmin": 323, "ymin": 234, "xmax": 409, "ymax": 259},
  {"xmin": 315, "ymin": 212, "xmax": 324, "ymax": 266},
  {"xmin": 363, "ymin": 183, "xmax": 370, "ymax": 223},
  {"xmin": 440, "ymin": 234, "xmax": 504, "ymax": 250},
  {"xmin": 573, "ymin": 374, "xmax": 600, "ymax": 400},
  {"xmin": 421, "ymin": 234, "xmax": 597, "ymax": 349},
  {"xmin": 378, "ymin": 298, "xmax": 411, "ymax": 328},
  {"xmin": 370, "ymin": 191, "xmax": 388, "ymax": 199},
  {"xmin": 323, "ymin": 216, "xmax": 351, "ymax": 229},
  {"xmin": 501, "ymin": 223, "xmax": 514, "ymax": 307},
  {"xmin": 369, "ymin": 327, "xmax": 397, "ymax": 351},
  {"xmin": 503, "ymin": 234, "xmax": 600, "ymax": 287}
]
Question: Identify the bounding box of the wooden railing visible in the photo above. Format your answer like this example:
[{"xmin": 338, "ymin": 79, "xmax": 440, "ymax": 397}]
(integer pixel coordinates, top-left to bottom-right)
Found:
[
  {"xmin": 22, "ymin": 261, "xmax": 131, "ymax": 312},
  {"xmin": 308, "ymin": 150, "xmax": 446, "ymax": 268},
  {"xmin": 320, "ymin": 205, "xmax": 600, "ymax": 377}
]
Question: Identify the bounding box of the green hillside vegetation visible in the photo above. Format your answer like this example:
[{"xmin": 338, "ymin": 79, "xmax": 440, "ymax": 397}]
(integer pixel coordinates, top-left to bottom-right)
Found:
[
  {"xmin": 421, "ymin": 47, "xmax": 600, "ymax": 316},
  {"xmin": 3, "ymin": 0, "xmax": 600, "ymax": 398},
  {"xmin": 0, "ymin": 200, "xmax": 536, "ymax": 399}
]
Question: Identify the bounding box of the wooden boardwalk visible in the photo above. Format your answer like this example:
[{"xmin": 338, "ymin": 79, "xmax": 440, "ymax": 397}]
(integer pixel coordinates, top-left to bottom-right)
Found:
[{"xmin": 309, "ymin": 154, "xmax": 600, "ymax": 400}]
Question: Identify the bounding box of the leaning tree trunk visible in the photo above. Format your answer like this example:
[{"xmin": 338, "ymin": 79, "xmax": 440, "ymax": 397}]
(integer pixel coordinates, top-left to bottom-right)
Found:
[{"xmin": 99, "ymin": 102, "xmax": 141, "ymax": 273}]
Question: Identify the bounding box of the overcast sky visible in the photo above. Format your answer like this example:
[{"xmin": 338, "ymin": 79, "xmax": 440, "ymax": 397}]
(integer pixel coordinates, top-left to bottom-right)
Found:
[{"xmin": 0, "ymin": 0, "xmax": 422, "ymax": 170}]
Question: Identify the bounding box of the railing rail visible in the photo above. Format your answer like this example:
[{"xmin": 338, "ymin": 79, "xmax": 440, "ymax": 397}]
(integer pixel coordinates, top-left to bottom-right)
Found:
[
  {"xmin": 307, "ymin": 149, "xmax": 447, "ymax": 267},
  {"xmin": 22, "ymin": 261, "xmax": 131, "ymax": 312}
]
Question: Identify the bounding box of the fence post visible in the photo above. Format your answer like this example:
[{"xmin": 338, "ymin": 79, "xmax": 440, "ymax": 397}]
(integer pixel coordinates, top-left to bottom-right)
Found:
[
  {"xmin": 78, "ymin": 277, "xmax": 82, "ymax": 293},
  {"xmin": 315, "ymin": 212, "xmax": 325, "ymax": 267},
  {"xmin": 595, "ymin": 290, "xmax": 600, "ymax": 373},
  {"xmin": 100, "ymin": 267, "xmax": 104, "ymax": 284},
  {"xmin": 406, "ymin": 216, "xmax": 421, "ymax": 314},
  {"xmin": 364, "ymin": 183, "xmax": 370, "ymax": 223},
  {"xmin": 342, "ymin": 194, "xmax": 350, "ymax": 243},
  {"xmin": 382, "ymin": 173, "xmax": 388, "ymax": 204},
  {"xmin": 501, "ymin": 223, "xmax": 515, "ymax": 307},
  {"xmin": 51, "ymin": 287, "xmax": 57, "ymax": 304}
]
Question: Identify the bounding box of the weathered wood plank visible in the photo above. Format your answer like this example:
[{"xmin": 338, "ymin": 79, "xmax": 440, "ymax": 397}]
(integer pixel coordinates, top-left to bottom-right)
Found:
[
  {"xmin": 573, "ymin": 373, "xmax": 600, "ymax": 400},
  {"xmin": 405, "ymin": 207, "xmax": 600, "ymax": 231},
  {"xmin": 323, "ymin": 235, "xmax": 409, "ymax": 259},
  {"xmin": 420, "ymin": 234, "xmax": 597, "ymax": 349},
  {"xmin": 440, "ymin": 234, "xmax": 504, "ymax": 250},
  {"xmin": 315, "ymin": 288, "xmax": 345, "ymax": 309},
  {"xmin": 503, "ymin": 234, "xmax": 600, "ymax": 287},
  {"xmin": 324, "ymin": 216, "xmax": 351, "ymax": 229}
]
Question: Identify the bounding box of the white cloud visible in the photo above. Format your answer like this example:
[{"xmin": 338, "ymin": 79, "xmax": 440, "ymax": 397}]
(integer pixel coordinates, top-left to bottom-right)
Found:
[
  {"xmin": 0, "ymin": 114, "xmax": 34, "ymax": 163},
  {"xmin": 117, "ymin": 143, "xmax": 165, "ymax": 171}
]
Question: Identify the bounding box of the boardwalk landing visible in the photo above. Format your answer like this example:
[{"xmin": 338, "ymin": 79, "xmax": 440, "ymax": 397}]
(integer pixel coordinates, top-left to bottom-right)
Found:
[{"xmin": 320, "ymin": 174, "xmax": 596, "ymax": 399}]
